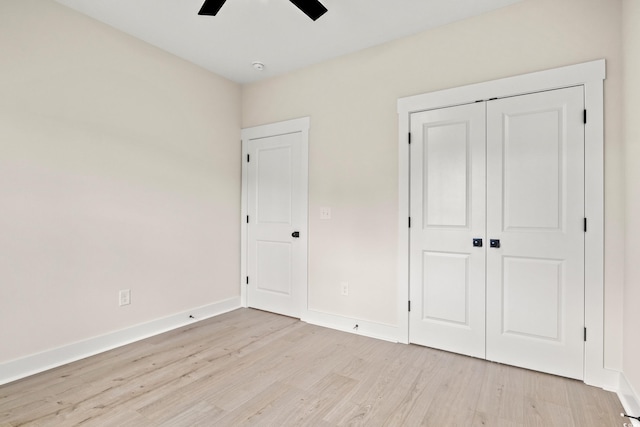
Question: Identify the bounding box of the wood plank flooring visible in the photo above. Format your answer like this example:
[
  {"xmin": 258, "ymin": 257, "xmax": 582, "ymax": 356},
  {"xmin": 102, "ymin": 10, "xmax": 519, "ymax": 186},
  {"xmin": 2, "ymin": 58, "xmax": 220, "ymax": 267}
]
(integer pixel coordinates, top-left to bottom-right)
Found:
[{"xmin": 0, "ymin": 308, "xmax": 629, "ymax": 426}]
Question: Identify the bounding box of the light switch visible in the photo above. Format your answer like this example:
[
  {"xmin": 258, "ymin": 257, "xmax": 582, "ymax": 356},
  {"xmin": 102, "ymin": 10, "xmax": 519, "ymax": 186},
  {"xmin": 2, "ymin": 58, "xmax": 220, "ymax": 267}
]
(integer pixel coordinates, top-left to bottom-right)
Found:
[{"xmin": 320, "ymin": 207, "xmax": 332, "ymax": 220}]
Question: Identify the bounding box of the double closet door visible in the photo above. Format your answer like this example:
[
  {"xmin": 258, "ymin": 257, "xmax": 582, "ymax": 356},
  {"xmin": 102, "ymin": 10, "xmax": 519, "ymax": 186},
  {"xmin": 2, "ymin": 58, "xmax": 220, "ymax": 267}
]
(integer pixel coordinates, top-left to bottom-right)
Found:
[{"xmin": 409, "ymin": 86, "xmax": 585, "ymax": 380}]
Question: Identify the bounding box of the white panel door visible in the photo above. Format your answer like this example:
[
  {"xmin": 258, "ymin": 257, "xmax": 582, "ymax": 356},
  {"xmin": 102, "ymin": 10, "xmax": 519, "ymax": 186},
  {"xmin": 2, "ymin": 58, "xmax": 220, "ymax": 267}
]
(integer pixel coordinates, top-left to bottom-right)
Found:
[
  {"xmin": 486, "ymin": 86, "xmax": 585, "ymax": 379},
  {"xmin": 409, "ymin": 87, "xmax": 585, "ymax": 379},
  {"xmin": 246, "ymin": 131, "xmax": 306, "ymax": 318},
  {"xmin": 409, "ymin": 102, "xmax": 487, "ymax": 358}
]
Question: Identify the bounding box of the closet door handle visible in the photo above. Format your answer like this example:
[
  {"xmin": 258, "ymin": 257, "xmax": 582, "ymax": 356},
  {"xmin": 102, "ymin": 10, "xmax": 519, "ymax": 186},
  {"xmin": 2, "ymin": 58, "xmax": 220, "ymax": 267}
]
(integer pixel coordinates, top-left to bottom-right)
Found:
[
  {"xmin": 291, "ymin": 231, "xmax": 300, "ymax": 238},
  {"xmin": 473, "ymin": 238, "xmax": 483, "ymax": 247},
  {"xmin": 490, "ymin": 239, "xmax": 500, "ymax": 248}
]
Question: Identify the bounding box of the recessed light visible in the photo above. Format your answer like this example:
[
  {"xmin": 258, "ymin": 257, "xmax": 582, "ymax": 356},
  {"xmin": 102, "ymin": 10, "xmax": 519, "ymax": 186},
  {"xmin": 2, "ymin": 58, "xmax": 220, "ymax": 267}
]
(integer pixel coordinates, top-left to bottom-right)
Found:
[{"xmin": 252, "ymin": 61, "xmax": 265, "ymax": 71}]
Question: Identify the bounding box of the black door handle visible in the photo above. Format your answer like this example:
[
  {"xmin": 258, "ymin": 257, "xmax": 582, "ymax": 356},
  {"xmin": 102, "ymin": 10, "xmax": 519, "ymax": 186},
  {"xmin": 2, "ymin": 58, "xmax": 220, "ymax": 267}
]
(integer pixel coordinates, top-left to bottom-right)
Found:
[
  {"xmin": 473, "ymin": 238, "xmax": 483, "ymax": 247},
  {"xmin": 291, "ymin": 231, "xmax": 300, "ymax": 238},
  {"xmin": 490, "ymin": 239, "xmax": 500, "ymax": 248}
]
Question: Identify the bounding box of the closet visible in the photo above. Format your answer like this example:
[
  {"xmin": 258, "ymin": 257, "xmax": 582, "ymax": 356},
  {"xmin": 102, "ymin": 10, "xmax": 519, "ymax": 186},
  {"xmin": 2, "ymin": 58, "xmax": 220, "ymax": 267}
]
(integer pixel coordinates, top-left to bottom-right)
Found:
[{"xmin": 408, "ymin": 86, "xmax": 585, "ymax": 380}]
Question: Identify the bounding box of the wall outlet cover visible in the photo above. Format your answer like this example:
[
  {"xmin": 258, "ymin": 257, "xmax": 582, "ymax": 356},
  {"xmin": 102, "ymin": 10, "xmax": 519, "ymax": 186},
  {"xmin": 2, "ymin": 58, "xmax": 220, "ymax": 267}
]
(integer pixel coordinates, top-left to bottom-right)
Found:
[
  {"xmin": 341, "ymin": 282, "xmax": 349, "ymax": 296},
  {"xmin": 119, "ymin": 289, "xmax": 131, "ymax": 306}
]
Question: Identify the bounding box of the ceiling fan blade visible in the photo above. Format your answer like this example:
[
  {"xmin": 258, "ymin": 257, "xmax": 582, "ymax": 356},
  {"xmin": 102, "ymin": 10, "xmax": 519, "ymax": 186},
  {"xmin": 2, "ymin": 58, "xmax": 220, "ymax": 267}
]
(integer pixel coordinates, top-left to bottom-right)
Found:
[
  {"xmin": 289, "ymin": 0, "xmax": 328, "ymax": 21},
  {"xmin": 198, "ymin": 0, "xmax": 227, "ymax": 16}
]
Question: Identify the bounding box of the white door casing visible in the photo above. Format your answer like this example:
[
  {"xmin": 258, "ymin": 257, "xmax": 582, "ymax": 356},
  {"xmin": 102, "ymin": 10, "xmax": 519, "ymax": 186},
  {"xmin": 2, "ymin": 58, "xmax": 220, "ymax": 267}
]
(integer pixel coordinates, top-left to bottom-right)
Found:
[
  {"xmin": 409, "ymin": 102, "xmax": 487, "ymax": 359},
  {"xmin": 398, "ymin": 60, "xmax": 610, "ymax": 388},
  {"xmin": 241, "ymin": 117, "xmax": 309, "ymax": 319}
]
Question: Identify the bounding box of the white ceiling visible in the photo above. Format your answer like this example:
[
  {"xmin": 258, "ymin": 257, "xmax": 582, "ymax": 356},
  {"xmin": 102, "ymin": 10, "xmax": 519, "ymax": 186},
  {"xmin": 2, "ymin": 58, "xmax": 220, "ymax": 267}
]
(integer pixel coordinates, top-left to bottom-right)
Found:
[{"xmin": 54, "ymin": 0, "xmax": 521, "ymax": 84}]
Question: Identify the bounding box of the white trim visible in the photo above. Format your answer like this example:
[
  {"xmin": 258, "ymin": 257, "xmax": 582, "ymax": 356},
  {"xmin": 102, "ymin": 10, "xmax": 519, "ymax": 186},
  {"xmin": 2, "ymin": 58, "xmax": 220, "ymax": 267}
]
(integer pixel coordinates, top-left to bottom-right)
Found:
[
  {"xmin": 303, "ymin": 310, "xmax": 399, "ymax": 343},
  {"xmin": 398, "ymin": 60, "xmax": 605, "ymax": 113},
  {"xmin": 619, "ymin": 372, "xmax": 640, "ymax": 426},
  {"xmin": 240, "ymin": 117, "xmax": 310, "ymax": 318},
  {"xmin": 397, "ymin": 59, "xmax": 613, "ymax": 387},
  {"xmin": 582, "ymin": 75, "xmax": 618, "ymax": 389},
  {"xmin": 0, "ymin": 297, "xmax": 241, "ymax": 386},
  {"xmin": 397, "ymin": 108, "xmax": 410, "ymax": 345}
]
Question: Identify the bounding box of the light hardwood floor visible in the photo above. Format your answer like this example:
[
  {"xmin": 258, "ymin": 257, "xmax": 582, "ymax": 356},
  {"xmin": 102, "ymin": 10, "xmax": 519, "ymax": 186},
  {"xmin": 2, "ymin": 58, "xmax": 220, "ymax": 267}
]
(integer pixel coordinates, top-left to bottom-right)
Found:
[{"xmin": 0, "ymin": 308, "xmax": 629, "ymax": 426}]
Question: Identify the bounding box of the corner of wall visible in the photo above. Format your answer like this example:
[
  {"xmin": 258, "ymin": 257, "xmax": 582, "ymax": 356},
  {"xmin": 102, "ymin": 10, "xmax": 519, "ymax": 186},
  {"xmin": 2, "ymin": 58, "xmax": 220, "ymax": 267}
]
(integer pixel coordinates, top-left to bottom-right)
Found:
[{"xmin": 619, "ymin": 372, "xmax": 640, "ymax": 427}]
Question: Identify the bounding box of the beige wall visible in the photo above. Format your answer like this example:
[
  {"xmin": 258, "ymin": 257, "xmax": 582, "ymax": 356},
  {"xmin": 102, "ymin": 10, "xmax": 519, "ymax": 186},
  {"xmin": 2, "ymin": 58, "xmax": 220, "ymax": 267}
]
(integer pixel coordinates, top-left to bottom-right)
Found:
[
  {"xmin": 623, "ymin": 0, "xmax": 640, "ymax": 399},
  {"xmin": 242, "ymin": 0, "xmax": 624, "ymax": 368},
  {"xmin": 0, "ymin": 0, "xmax": 241, "ymax": 363}
]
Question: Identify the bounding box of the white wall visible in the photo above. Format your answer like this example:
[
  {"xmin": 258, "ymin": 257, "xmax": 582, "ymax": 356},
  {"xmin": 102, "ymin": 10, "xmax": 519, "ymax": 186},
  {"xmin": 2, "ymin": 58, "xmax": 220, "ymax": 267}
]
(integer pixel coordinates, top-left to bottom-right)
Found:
[
  {"xmin": 242, "ymin": 0, "xmax": 624, "ymax": 369},
  {"xmin": 0, "ymin": 0, "xmax": 241, "ymax": 364},
  {"xmin": 623, "ymin": 0, "xmax": 640, "ymax": 404}
]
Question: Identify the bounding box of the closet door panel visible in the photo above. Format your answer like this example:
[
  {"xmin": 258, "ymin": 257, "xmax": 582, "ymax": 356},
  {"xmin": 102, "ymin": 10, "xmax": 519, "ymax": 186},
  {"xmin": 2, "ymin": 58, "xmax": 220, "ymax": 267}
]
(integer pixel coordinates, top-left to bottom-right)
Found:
[
  {"xmin": 485, "ymin": 86, "xmax": 585, "ymax": 380},
  {"xmin": 409, "ymin": 103, "xmax": 486, "ymax": 359}
]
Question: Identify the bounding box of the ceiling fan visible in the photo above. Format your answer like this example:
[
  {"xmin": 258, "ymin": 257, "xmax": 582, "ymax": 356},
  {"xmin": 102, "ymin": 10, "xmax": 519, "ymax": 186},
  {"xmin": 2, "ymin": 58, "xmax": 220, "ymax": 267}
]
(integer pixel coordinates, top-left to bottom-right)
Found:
[{"xmin": 198, "ymin": 0, "xmax": 328, "ymax": 21}]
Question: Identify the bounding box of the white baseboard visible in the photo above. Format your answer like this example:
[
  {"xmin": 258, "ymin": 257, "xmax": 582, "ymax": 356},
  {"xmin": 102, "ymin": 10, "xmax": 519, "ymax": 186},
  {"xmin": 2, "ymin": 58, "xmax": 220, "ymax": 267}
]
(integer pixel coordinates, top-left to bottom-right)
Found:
[
  {"xmin": 302, "ymin": 309, "xmax": 399, "ymax": 343},
  {"xmin": 0, "ymin": 297, "xmax": 241, "ymax": 386},
  {"xmin": 619, "ymin": 372, "xmax": 640, "ymax": 427}
]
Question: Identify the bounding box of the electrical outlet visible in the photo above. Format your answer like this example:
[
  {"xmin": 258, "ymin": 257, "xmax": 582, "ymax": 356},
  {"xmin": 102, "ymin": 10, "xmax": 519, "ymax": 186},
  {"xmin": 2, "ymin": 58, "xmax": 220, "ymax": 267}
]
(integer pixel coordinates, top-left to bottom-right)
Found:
[
  {"xmin": 341, "ymin": 282, "xmax": 349, "ymax": 296},
  {"xmin": 119, "ymin": 289, "xmax": 131, "ymax": 306}
]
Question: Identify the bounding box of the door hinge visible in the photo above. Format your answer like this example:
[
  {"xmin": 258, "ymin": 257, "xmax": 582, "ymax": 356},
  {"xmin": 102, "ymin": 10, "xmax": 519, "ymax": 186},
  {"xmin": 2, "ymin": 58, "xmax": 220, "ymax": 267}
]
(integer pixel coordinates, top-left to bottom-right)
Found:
[
  {"xmin": 408, "ymin": 301, "xmax": 411, "ymax": 312},
  {"xmin": 408, "ymin": 133, "xmax": 411, "ymax": 144},
  {"xmin": 408, "ymin": 217, "xmax": 411, "ymax": 228},
  {"xmin": 584, "ymin": 327, "xmax": 587, "ymax": 342},
  {"xmin": 584, "ymin": 217, "xmax": 587, "ymax": 232},
  {"xmin": 247, "ymin": 154, "xmax": 250, "ymax": 162},
  {"xmin": 246, "ymin": 276, "xmax": 249, "ymax": 285},
  {"xmin": 583, "ymin": 109, "xmax": 587, "ymax": 124},
  {"xmin": 246, "ymin": 215, "xmax": 249, "ymax": 224}
]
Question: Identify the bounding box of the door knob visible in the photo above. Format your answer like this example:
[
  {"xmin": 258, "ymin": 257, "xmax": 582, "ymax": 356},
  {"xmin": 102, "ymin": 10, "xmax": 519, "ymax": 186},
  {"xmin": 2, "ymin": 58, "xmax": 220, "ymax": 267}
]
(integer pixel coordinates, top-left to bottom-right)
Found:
[
  {"xmin": 490, "ymin": 239, "xmax": 500, "ymax": 248},
  {"xmin": 291, "ymin": 231, "xmax": 300, "ymax": 238},
  {"xmin": 473, "ymin": 238, "xmax": 483, "ymax": 247}
]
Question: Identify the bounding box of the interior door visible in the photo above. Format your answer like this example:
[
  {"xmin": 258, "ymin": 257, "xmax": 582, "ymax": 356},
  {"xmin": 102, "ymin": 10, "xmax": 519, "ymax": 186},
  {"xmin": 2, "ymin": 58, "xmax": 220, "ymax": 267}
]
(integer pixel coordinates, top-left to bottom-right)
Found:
[
  {"xmin": 409, "ymin": 86, "xmax": 585, "ymax": 379},
  {"xmin": 409, "ymin": 102, "xmax": 487, "ymax": 359},
  {"xmin": 485, "ymin": 86, "xmax": 585, "ymax": 379},
  {"xmin": 246, "ymin": 129, "xmax": 307, "ymax": 319}
]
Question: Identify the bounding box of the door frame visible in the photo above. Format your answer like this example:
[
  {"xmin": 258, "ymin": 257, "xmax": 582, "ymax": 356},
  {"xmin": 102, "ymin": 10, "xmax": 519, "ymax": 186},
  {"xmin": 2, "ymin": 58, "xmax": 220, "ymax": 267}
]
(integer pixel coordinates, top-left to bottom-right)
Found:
[
  {"xmin": 240, "ymin": 117, "xmax": 310, "ymax": 317},
  {"xmin": 397, "ymin": 60, "xmax": 611, "ymax": 388}
]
